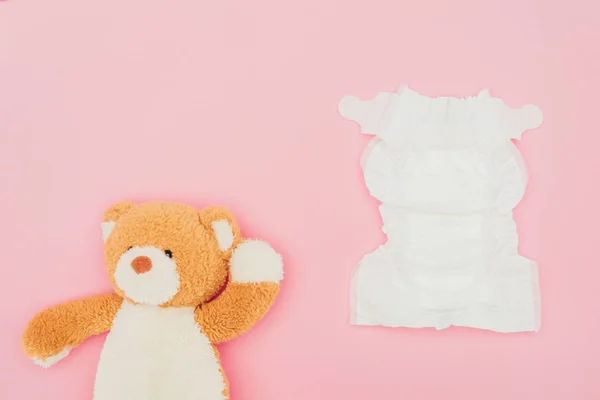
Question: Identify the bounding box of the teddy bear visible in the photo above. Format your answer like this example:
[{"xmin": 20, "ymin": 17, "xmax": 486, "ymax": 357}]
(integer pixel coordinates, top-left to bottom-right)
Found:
[{"xmin": 21, "ymin": 201, "xmax": 284, "ymax": 400}]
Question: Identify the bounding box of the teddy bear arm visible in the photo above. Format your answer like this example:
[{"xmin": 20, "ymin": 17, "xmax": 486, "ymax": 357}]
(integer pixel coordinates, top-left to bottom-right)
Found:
[
  {"xmin": 22, "ymin": 292, "xmax": 123, "ymax": 367},
  {"xmin": 196, "ymin": 281, "xmax": 279, "ymax": 344}
]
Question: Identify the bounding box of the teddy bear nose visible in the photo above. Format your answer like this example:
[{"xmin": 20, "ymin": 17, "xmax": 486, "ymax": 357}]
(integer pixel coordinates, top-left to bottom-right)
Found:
[{"xmin": 131, "ymin": 256, "xmax": 152, "ymax": 274}]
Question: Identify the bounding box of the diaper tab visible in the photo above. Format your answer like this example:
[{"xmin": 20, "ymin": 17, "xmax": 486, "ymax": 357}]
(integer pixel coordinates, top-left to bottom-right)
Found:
[
  {"xmin": 505, "ymin": 104, "xmax": 543, "ymax": 140},
  {"xmin": 338, "ymin": 92, "xmax": 395, "ymax": 135}
]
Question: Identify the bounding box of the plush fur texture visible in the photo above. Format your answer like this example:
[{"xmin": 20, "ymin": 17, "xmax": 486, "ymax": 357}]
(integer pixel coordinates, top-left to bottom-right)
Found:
[
  {"xmin": 22, "ymin": 293, "xmax": 123, "ymax": 361},
  {"xmin": 94, "ymin": 303, "xmax": 226, "ymax": 400},
  {"xmin": 212, "ymin": 220, "xmax": 235, "ymax": 251},
  {"xmin": 230, "ymin": 240, "xmax": 284, "ymax": 283},
  {"xmin": 32, "ymin": 347, "xmax": 72, "ymax": 368},
  {"xmin": 114, "ymin": 245, "xmax": 181, "ymax": 306},
  {"xmin": 22, "ymin": 201, "xmax": 283, "ymax": 400}
]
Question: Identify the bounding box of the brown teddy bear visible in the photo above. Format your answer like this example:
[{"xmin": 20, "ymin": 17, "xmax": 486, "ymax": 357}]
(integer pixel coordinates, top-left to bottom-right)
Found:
[{"xmin": 21, "ymin": 201, "xmax": 283, "ymax": 400}]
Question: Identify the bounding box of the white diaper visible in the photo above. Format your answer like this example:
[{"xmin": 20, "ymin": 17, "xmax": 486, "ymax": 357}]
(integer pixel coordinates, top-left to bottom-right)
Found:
[{"xmin": 340, "ymin": 86, "xmax": 543, "ymax": 332}]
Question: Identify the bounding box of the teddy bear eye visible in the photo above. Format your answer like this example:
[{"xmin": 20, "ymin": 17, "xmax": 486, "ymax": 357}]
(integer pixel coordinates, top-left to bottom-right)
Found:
[
  {"xmin": 127, "ymin": 246, "xmax": 133, "ymax": 251},
  {"xmin": 164, "ymin": 250, "xmax": 173, "ymax": 258}
]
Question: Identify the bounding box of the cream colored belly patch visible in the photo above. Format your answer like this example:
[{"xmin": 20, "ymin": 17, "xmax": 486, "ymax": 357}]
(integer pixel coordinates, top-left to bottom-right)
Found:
[{"xmin": 94, "ymin": 302, "xmax": 225, "ymax": 400}]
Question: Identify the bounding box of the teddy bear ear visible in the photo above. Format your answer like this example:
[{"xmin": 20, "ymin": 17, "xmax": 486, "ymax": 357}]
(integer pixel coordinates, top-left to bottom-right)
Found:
[
  {"xmin": 101, "ymin": 201, "xmax": 136, "ymax": 242},
  {"xmin": 199, "ymin": 206, "xmax": 242, "ymax": 252}
]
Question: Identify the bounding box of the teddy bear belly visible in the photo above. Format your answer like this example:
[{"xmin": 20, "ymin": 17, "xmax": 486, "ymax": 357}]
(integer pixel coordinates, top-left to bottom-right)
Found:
[{"xmin": 94, "ymin": 302, "xmax": 226, "ymax": 400}]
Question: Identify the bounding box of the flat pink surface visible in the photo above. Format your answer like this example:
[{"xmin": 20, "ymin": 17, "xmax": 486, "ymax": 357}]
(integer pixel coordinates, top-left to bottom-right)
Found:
[{"xmin": 1, "ymin": 0, "xmax": 598, "ymax": 398}]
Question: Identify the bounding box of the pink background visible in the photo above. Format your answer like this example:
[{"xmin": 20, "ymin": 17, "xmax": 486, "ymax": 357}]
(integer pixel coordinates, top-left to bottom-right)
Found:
[{"xmin": 1, "ymin": 0, "xmax": 599, "ymax": 398}]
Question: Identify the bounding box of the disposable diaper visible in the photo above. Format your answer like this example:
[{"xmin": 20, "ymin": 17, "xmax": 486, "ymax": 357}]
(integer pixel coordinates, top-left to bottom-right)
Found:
[{"xmin": 340, "ymin": 86, "xmax": 542, "ymax": 332}]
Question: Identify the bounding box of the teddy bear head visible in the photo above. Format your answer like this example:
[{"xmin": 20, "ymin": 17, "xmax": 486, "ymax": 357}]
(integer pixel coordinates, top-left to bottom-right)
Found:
[{"xmin": 101, "ymin": 201, "xmax": 242, "ymax": 307}]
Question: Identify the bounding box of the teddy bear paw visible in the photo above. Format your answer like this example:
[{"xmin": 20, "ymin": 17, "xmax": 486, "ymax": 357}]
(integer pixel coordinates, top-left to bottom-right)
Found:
[
  {"xmin": 31, "ymin": 347, "xmax": 72, "ymax": 368},
  {"xmin": 230, "ymin": 240, "xmax": 283, "ymax": 283}
]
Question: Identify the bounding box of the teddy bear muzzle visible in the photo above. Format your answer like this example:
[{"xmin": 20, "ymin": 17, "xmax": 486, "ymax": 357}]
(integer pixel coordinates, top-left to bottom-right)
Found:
[{"xmin": 131, "ymin": 256, "xmax": 152, "ymax": 274}]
